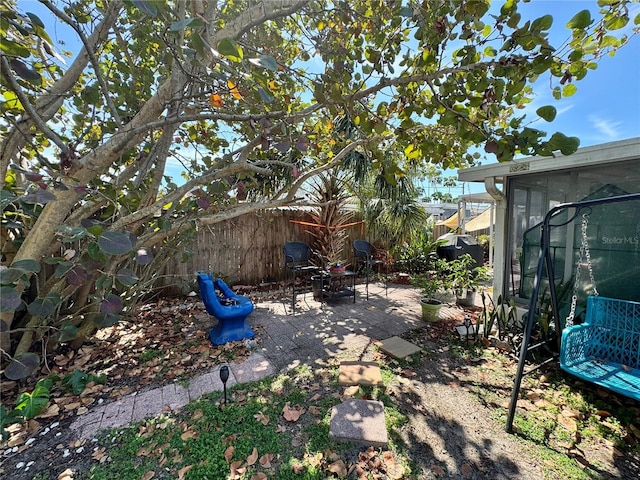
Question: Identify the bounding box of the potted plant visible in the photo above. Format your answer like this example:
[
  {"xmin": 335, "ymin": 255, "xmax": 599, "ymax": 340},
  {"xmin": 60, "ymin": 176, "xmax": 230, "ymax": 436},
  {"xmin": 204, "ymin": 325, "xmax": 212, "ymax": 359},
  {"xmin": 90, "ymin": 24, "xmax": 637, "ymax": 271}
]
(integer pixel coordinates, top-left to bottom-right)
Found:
[
  {"xmin": 444, "ymin": 253, "xmax": 491, "ymax": 307},
  {"xmin": 411, "ymin": 260, "xmax": 449, "ymax": 322},
  {"xmin": 327, "ymin": 261, "xmax": 346, "ymax": 274}
]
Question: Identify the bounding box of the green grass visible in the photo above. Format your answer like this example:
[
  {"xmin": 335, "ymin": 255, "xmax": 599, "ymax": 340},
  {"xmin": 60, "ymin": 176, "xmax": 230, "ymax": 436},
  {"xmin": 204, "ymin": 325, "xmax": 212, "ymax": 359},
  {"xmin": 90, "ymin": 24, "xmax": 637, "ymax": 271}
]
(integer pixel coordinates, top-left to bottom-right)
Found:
[
  {"xmin": 80, "ymin": 331, "xmax": 638, "ymax": 480},
  {"xmin": 138, "ymin": 349, "xmax": 162, "ymax": 363},
  {"xmin": 83, "ymin": 366, "xmax": 414, "ymax": 480}
]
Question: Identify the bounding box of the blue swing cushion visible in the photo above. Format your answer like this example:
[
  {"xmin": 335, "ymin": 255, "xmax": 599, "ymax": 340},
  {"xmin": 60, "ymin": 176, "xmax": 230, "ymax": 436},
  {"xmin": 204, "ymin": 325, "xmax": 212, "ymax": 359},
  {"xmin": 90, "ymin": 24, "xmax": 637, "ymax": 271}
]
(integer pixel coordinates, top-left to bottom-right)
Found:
[{"xmin": 560, "ymin": 296, "xmax": 640, "ymax": 400}]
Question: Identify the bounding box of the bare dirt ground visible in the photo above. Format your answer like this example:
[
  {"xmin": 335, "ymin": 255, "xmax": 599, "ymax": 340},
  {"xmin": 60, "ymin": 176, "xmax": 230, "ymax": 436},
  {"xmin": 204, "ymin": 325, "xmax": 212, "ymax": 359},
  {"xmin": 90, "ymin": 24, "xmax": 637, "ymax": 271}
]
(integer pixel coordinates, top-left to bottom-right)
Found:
[{"xmin": 2, "ymin": 293, "xmax": 639, "ymax": 479}]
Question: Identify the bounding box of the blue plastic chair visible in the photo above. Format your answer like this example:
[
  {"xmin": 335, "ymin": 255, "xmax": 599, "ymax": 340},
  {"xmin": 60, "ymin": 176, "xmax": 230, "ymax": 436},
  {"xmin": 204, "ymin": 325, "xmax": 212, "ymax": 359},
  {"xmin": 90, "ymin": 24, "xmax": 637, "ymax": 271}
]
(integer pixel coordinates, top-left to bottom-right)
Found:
[{"xmin": 197, "ymin": 273, "xmax": 255, "ymax": 346}]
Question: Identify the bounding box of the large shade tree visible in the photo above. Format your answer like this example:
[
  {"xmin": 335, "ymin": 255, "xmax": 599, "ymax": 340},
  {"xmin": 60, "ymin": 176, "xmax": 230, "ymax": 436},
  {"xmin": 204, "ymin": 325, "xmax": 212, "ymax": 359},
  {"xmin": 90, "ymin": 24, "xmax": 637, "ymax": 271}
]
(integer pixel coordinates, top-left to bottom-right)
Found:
[{"xmin": 1, "ymin": 0, "xmax": 636, "ymax": 377}]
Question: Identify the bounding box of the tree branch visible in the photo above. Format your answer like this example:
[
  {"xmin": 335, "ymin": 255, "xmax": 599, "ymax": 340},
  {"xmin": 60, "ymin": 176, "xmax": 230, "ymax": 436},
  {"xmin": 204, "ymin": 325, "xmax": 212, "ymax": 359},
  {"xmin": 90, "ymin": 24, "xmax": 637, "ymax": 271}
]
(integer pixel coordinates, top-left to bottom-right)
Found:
[
  {"xmin": 0, "ymin": 56, "xmax": 71, "ymax": 157},
  {"xmin": 40, "ymin": 0, "xmax": 123, "ymax": 126}
]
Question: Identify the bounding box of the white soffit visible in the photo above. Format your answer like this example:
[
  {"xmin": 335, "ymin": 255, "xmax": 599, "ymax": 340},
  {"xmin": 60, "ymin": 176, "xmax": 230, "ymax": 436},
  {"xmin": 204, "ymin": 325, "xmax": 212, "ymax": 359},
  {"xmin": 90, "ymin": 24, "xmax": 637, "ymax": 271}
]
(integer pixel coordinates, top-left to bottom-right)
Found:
[{"xmin": 458, "ymin": 137, "xmax": 640, "ymax": 183}]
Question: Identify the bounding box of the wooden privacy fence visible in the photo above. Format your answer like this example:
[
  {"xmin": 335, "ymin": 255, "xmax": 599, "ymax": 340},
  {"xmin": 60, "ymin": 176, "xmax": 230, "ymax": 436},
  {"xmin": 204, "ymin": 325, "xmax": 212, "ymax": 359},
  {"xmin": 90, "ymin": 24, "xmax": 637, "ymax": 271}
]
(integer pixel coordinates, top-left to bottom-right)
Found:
[{"xmin": 157, "ymin": 208, "xmax": 365, "ymax": 295}]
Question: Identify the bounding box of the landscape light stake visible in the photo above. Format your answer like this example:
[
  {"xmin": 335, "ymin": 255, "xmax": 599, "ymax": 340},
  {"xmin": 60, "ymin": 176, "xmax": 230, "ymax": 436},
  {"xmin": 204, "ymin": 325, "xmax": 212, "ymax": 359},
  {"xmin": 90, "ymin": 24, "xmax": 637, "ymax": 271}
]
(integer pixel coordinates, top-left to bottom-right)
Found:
[
  {"xmin": 220, "ymin": 365, "xmax": 229, "ymax": 406},
  {"xmin": 464, "ymin": 314, "xmax": 475, "ymax": 342}
]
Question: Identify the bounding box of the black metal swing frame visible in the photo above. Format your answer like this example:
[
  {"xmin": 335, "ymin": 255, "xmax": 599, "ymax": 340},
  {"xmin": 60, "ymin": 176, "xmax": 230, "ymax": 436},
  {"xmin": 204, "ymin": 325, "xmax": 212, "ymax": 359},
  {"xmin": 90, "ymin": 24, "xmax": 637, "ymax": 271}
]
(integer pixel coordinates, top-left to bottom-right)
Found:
[{"xmin": 505, "ymin": 192, "xmax": 640, "ymax": 433}]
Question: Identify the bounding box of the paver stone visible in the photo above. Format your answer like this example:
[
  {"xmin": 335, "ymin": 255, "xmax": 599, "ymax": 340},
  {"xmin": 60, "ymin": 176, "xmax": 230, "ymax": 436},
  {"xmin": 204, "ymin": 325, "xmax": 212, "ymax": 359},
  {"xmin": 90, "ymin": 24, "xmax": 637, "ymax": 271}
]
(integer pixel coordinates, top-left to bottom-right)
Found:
[
  {"xmin": 329, "ymin": 399, "xmax": 388, "ymax": 447},
  {"xmin": 378, "ymin": 336, "xmax": 421, "ymax": 359},
  {"xmin": 338, "ymin": 361, "xmax": 383, "ymax": 386}
]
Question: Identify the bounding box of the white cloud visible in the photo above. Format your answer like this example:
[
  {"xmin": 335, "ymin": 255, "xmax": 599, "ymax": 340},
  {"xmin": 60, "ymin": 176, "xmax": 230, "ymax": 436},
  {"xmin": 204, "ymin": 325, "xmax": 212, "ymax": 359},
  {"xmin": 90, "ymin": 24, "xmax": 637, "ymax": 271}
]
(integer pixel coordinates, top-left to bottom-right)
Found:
[{"xmin": 588, "ymin": 115, "xmax": 623, "ymax": 140}]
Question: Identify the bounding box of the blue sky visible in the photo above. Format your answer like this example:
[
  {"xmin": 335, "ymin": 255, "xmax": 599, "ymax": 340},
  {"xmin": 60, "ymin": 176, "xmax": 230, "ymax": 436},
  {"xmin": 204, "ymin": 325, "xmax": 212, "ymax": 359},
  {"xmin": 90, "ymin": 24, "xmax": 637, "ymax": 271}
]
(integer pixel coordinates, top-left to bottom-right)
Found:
[
  {"xmin": 514, "ymin": 0, "xmax": 640, "ymax": 147},
  {"xmin": 15, "ymin": 0, "xmax": 640, "ymax": 196}
]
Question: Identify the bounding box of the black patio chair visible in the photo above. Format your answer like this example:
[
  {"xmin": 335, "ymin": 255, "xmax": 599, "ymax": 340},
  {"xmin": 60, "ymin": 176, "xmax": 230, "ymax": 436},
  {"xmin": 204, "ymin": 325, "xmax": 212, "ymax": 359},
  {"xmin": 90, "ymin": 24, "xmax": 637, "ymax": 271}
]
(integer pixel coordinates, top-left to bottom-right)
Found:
[
  {"xmin": 353, "ymin": 240, "xmax": 388, "ymax": 300},
  {"xmin": 283, "ymin": 241, "xmax": 320, "ymax": 313}
]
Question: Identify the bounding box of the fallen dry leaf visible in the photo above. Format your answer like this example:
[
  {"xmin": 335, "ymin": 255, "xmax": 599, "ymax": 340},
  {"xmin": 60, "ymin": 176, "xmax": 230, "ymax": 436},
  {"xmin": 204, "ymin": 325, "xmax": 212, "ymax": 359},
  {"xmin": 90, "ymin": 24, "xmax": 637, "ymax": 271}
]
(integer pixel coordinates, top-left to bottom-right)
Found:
[
  {"xmin": 137, "ymin": 447, "xmax": 151, "ymax": 457},
  {"xmin": 305, "ymin": 452, "xmax": 322, "ymax": 467},
  {"xmin": 191, "ymin": 409, "xmax": 204, "ymax": 421},
  {"xmin": 343, "ymin": 385, "xmax": 360, "ymax": 397},
  {"xmin": 180, "ymin": 429, "xmax": 198, "ymax": 441},
  {"xmin": 328, "ymin": 459, "xmax": 347, "ymax": 476},
  {"xmin": 254, "ymin": 412, "xmax": 269, "ymax": 425},
  {"xmin": 250, "ymin": 474, "xmax": 267, "ymax": 480},
  {"xmin": 246, "ymin": 447, "xmax": 259, "ymax": 466},
  {"xmin": 57, "ymin": 469, "xmax": 74, "ymax": 480},
  {"xmin": 461, "ymin": 463, "xmax": 474, "ymax": 478},
  {"xmin": 557, "ymin": 414, "xmax": 578, "ymax": 432},
  {"xmin": 224, "ymin": 445, "xmax": 235, "ymax": 463},
  {"xmin": 561, "ymin": 407, "xmax": 584, "ymax": 420},
  {"xmin": 140, "ymin": 472, "xmax": 155, "ymax": 480},
  {"xmin": 291, "ymin": 462, "xmax": 306, "ymax": 474},
  {"xmin": 431, "ymin": 464, "xmax": 446, "ymax": 477},
  {"xmin": 177, "ymin": 465, "xmax": 193, "ymax": 480},
  {"xmin": 39, "ymin": 404, "xmax": 60, "ymax": 418},
  {"xmin": 283, "ymin": 402, "xmax": 305, "ymax": 422},
  {"xmin": 259, "ymin": 453, "xmax": 275, "ymax": 468},
  {"xmin": 229, "ymin": 460, "xmax": 246, "ymax": 479},
  {"xmin": 308, "ymin": 405, "xmax": 321, "ymax": 415}
]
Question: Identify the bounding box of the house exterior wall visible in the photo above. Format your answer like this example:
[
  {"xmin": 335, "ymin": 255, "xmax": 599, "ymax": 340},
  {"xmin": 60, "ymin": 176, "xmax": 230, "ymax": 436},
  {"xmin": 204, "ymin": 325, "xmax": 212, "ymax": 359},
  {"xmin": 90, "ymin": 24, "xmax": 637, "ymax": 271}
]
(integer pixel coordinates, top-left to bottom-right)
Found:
[{"xmin": 458, "ymin": 137, "xmax": 640, "ymax": 304}]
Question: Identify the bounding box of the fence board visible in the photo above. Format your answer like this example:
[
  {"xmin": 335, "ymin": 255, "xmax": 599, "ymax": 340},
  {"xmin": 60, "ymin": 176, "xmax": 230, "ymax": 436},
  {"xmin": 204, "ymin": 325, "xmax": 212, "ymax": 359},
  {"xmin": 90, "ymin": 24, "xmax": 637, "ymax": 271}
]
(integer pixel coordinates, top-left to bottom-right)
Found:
[{"xmin": 158, "ymin": 209, "xmax": 365, "ymax": 295}]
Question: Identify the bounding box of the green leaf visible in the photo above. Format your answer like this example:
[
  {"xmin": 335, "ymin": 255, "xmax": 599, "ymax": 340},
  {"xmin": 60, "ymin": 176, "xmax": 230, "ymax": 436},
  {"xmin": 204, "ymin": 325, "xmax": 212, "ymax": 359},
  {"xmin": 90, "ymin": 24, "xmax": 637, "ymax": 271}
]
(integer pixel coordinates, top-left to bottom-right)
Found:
[
  {"xmin": 536, "ymin": 106, "xmax": 557, "ymax": 122},
  {"xmin": 257, "ymin": 86, "xmax": 274, "ymax": 103},
  {"xmin": 9, "ymin": 59, "xmax": 41, "ymax": 85},
  {"xmin": 0, "ymin": 286, "xmax": 22, "ymax": 312},
  {"xmin": 547, "ymin": 132, "xmax": 580, "ymax": 155},
  {"xmin": 562, "ymin": 83, "xmax": 577, "ymax": 97},
  {"xmin": 5, "ymin": 353, "xmax": 40, "ymax": 380},
  {"xmin": 531, "ymin": 15, "xmax": 553, "ymax": 32},
  {"xmin": 0, "ymin": 268, "xmax": 25, "ymax": 285},
  {"xmin": 25, "ymin": 12, "xmax": 45, "ymax": 28},
  {"xmin": 88, "ymin": 242, "xmax": 103, "ymax": 260},
  {"xmin": 1, "ymin": 405, "xmax": 23, "ymax": 441},
  {"xmin": 0, "ymin": 190, "xmax": 18, "ymax": 209},
  {"xmin": 567, "ymin": 10, "xmax": 591, "ymax": 29},
  {"xmin": 58, "ymin": 322, "xmax": 78, "ymax": 342},
  {"xmin": 129, "ymin": 0, "xmax": 158, "ymax": 16},
  {"xmin": 15, "ymin": 378, "xmax": 51, "ymax": 419},
  {"xmin": 98, "ymin": 231, "xmax": 134, "ymax": 255},
  {"xmin": 56, "ymin": 225, "xmax": 91, "ymax": 242},
  {"xmin": 0, "ymin": 38, "xmax": 31, "ymax": 58},
  {"xmin": 94, "ymin": 313, "xmax": 121, "ymax": 328},
  {"xmin": 217, "ymin": 38, "xmax": 243, "ymax": 61},
  {"xmin": 22, "ymin": 188, "xmax": 56, "ymax": 204},
  {"xmin": 54, "ymin": 261, "xmax": 73, "ymax": 278},
  {"xmin": 248, "ymin": 55, "xmax": 279, "ymax": 71},
  {"xmin": 115, "ymin": 268, "xmax": 138, "ymax": 287},
  {"xmin": 604, "ymin": 15, "xmax": 628, "ymax": 31},
  {"xmin": 27, "ymin": 294, "xmax": 61, "ymax": 317},
  {"xmin": 169, "ymin": 18, "xmax": 204, "ymax": 31},
  {"xmin": 190, "ymin": 31, "xmax": 207, "ymax": 57},
  {"xmin": 62, "ymin": 370, "xmax": 91, "ymax": 395}
]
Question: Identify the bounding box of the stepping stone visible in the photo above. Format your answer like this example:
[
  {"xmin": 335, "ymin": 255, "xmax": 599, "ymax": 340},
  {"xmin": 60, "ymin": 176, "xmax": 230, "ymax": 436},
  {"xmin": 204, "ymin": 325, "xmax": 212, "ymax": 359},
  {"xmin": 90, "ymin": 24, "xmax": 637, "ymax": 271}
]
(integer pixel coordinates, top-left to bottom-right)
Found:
[
  {"xmin": 329, "ymin": 399, "xmax": 388, "ymax": 447},
  {"xmin": 378, "ymin": 336, "xmax": 421, "ymax": 359},
  {"xmin": 338, "ymin": 361, "xmax": 383, "ymax": 387}
]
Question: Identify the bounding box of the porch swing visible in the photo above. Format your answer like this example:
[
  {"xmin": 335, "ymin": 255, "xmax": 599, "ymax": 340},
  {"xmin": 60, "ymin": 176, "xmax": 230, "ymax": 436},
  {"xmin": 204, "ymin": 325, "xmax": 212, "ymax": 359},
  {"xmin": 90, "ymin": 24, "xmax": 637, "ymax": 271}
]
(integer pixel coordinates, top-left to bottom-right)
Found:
[
  {"xmin": 506, "ymin": 192, "xmax": 640, "ymax": 433},
  {"xmin": 559, "ymin": 212, "xmax": 640, "ymax": 400}
]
